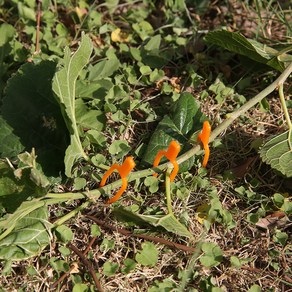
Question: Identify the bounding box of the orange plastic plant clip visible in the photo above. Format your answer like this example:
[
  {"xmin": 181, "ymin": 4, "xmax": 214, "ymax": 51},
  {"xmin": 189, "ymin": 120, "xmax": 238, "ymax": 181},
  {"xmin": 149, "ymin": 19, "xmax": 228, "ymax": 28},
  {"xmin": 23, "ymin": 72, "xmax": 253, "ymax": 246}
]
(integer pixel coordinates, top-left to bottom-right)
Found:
[
  {"xmin": 153, "ymin": 140, "xmax": 181, "ymax": 182},
  {"xmin": 100, "ymin": 156, "xmax": 136, "ymax": 204},
  {"xmin": 197, "ymin": 121, "xmax": 211, "ymax": 167}
]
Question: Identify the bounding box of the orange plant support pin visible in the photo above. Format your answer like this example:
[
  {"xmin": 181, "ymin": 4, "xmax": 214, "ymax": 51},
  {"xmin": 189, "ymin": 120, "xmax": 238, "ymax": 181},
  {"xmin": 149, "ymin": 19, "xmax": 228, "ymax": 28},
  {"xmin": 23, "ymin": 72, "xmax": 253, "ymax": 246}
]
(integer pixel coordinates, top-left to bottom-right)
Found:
[
  {"xmin": 100, "ymin": 156, "xmax": 136, "ymax": 204},
  {"xmin": 197, "ymin": 121, "xmax": 211, "ymax": 167},
  {"xmin": 153, "ymin": 140, "xmax": 181, "ymax": 182}
]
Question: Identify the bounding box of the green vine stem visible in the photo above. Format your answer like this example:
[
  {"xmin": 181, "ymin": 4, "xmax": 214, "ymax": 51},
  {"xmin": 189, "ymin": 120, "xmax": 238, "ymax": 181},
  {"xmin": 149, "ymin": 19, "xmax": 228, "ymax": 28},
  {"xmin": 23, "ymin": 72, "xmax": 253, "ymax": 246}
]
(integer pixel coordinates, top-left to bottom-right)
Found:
[
  {"xmin": 165, "ymin": 168, "xmax": 174, "ymax": 215},
  {"xmin": 43, "ymin": 62, "xmax": 292, "ymax": 219},
  {"xmin": 278, "ymin": 83, "xmax": 292, "ymax": 130}
]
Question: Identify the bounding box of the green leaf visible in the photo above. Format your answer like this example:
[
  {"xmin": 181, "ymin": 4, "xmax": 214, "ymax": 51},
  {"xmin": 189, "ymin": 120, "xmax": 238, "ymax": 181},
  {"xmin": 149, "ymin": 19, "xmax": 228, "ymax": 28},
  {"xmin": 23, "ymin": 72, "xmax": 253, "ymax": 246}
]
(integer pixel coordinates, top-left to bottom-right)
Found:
[
  {"xmin": 121, "ymin": 258, "xmax": 136, "ymax": 274},
  {"xmin": 142, "ymin": 93, "xmax": 205, "ymax": 172},
  {"xmin": 135, "ymin": 242, "xmax": 158, "ymax": 267},
  {"xmin": 144, "ymin": 176, "xmax": 159, "ymax": 193},
  {"xmin": 140, "ymin": 65, "xmax": 152, "ymax": 75},
  {"xmin": 157, "ymin": 213, "xmax": 193, "ymax": 238},
  {"xmin": 1, "ymin": 61, "xmax": 68, "ymax": 176},
  {"xmin": 0, "ymin": 115, "xmax": 24, "ymax": 157},
  {"xmin": 0, "ymin": 155, "xmax": 49, "ymax": 212},
  {"xmin": 75, "ymin": 99, "xmax": 105, "ymax": 131},
  {"xmin": 88, "ymin": 56, "xmax": 120, "ymax": 81},
  {"xmin": 247, "ymin": 284, "xmax": 261, "ymax": 292},
  {"xmin": 144, "ymin": 35, "xmax": 161, "ymax": 52},
  {"xmin": 100, "ymin": 237, "xmax": 115, "ymax": 252},
  {"xmin": 200, "ymin": 242, "xmax": 223, "ymax": 267},
  {"xmin": 108, "ymin": 140, "xmax": 131, "ymax": 158},
  {"xmin": 0, "ymin": 23, "xmax": 15, "ymax": 63},
  {"xmin": 58, "ymin": 246, "xmax": 71, "ymax": 257},
  {"xmin": 90, "ymin": 224, "xmax": 101, "ymax": 237},
  {"xmin": 259, "ymin": 130, "xmax": 292, "ymax": 177},
  {"xmin": 73, "ymin": 177, "xmax": 87, "ymax": 190},
  {"xmin": 205, "ymin": 30, "xmax": 289, "ymax": 71},
  {"xmin": 103, "ymin": 261, "xmax": 119, "ymax": 276},
  {"xmin": 230, "ymin": 256, "xmax": 241, "ymax": 268},
  {"xmin": 55, "ymin": 225, "xmax": 73, "ymax": 243},
  {"xmin": 273, "ymin": 231, "xmax": 288, "ymax": 246},
  {"xmin": 0, "ymin": 206, "xmax": 51, "ymax": 260},
  {"xmin": 148, "ymin": 279, "xmax": 176, "ymax": 291},
  {"xmin": 72, "ymin": 283, "xmax": 89, "ymax": 292},
  {"xmin": 52, "ymin": 33, "xmax": 93, "ymax": 177},
  {"xmin": 273, "ymin": 193, "xmax": 284, "ymax": 208},
  {"xmin": 113, "ymin": 207, "xmax": 193, "ymax": 238}
]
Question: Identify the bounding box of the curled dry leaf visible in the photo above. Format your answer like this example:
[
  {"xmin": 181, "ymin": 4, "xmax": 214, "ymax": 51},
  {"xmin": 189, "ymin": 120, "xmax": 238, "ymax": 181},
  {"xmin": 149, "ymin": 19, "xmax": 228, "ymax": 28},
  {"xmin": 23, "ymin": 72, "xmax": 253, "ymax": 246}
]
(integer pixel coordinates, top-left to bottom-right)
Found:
[{"xmin": 255, "ymin": 211, "xmax": 288, "ymax": 230}]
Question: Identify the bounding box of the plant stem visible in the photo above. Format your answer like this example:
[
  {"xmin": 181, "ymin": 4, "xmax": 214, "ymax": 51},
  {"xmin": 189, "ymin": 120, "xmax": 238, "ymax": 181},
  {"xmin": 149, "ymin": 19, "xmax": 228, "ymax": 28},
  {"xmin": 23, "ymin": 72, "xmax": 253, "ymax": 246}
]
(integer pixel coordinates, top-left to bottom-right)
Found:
[
  {"xmin": 165, "ymin": 169, "xmax": 174, "ymax": 215},
  {"xmin": 53, "ymin": 201, "xmax": 90, "ymax": 227},
  {"xmin": 47, "ymin": 62, "xmax": 292, "ymax": 203},
  {"xmin": 278, "ymin": 83, "xmax": 292, "ymax": 130}
]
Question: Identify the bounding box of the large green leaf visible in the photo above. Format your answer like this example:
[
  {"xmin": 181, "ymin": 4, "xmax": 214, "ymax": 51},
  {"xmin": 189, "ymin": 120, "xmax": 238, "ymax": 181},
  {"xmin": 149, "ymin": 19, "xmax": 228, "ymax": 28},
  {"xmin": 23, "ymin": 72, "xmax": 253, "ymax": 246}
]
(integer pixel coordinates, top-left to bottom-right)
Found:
[
  {"xmin": 52, "ymin": 33, "xmax": 93, "ymax": 177},
  {"xmin": 1, "ymin": 61, "xmax": 68, "ymax": 176},
  {"xmin": 0, "ymin": 206, "xmax": 51, "ymax": 261},
  {"xmin": 259, "ymin": 130, "xmax": 292, "ymax": 177},
  {"xmin": 0, "ymin": 151, "xmax": 49, "ymax": 212},
  {"xmin": 205, "ymin": 30, "xmax": 291, "ymax": 71},
  {"xmin": 0, "ymin": 115, "xmax": 24, "ymax": 157},
  {"xmin": 113, "ymin": 207, "xmax": 193, "ymax": 238},
  {"xmin": 142, "ymin": 92, "xmax": 205, "ymax": 171}
]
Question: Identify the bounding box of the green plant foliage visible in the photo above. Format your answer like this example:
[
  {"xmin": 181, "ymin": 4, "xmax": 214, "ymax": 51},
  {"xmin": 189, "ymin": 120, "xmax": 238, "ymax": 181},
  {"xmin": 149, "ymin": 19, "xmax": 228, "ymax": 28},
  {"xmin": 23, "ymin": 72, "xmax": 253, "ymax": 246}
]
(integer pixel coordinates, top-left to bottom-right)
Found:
[
  {"xmin": 247, "ymin": 284, "xmax": 261, "ymax": 292},
  {"xmin": 205, "ymin": 30, "xmax": 291, "ymax": 71},
  {"xmin": 55, "ymin": 225, "xmax": 73, "ymax": 243},
  {"xmin": 200, "ymin": 242, "xmax": 223, "ymax": 267},
  {"xmin": 230, "ymin": 256, "xmax": 242, "ymax": 268},
  {"xmin": 273, "ymin": 231, "xmax": 288, "ymax": 246},
  {"xmin": 0, "ymin": 116, "xmax": 24, "ymax": 157},
  {"xmin": 113, "ymin": 207, "xmax": 193, "ymax": 238},
  {"xmin": 52, "ymin": 33, "xmax": 93, "ymax": 177},
  {"xmin": 148, "ymin": 278, "xmax": 177, "ymax": 291},
  {"xmin": 88, "ymin": 56, "xmax": 120, "ymax": 81},
  {"xmin": 72, "ymin": 283, "xmax": 89, "ymax": 292},
  {"xmin": 0, "ymin": 152, "xmax": 49, "ymax": 212},
  {"xmin": 0, "ymin": 61, "xmax": 68, "ymax": 176},
  {"xmin": 121, "ymin": 258, "xmax": 136, "ymax": 274},
  {"xmin": 259, "ymin": 130, "xmax": 292, "ymax": 177},
  {"xmin": 0, "ymin": 206, "xmax": 51, "ymax": 260},
  {"xmin": 135, "ymin": 242, "xmax": 158, "ymax": 267},
  {"xmin": 102, "ymin": 261, "xmax": 119, "ymax": 276},
  {"xmin": 142, "ymin": 92, "xmax": 205, "ymax": 171}
]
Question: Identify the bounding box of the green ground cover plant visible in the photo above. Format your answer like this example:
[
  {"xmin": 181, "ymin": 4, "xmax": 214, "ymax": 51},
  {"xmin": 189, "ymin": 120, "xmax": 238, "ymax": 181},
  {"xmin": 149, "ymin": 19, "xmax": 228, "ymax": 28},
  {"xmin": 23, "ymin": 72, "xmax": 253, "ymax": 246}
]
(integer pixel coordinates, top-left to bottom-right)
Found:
[{"xmin": 0, "ymin": 0, "xmax": 291, "ymax": 291}]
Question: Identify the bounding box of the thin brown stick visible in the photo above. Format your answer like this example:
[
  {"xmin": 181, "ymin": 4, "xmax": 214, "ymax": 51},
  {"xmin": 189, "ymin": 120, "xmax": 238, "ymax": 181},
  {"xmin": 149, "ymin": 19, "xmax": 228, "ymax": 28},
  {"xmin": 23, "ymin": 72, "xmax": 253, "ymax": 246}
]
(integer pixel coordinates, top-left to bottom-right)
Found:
[
  {"xmin": 85, "ymin": 215, "xmax": 197, "ymax": 253},
  {"xmin": 50, "ymin": 237, "xmax": 99, "ymax": 290},
  {"xmin": 35, "ymin": 0, "xmax": 42, "ymax": 53},
  {"xmin": 67, "ymin": 242, "xmax": 103, "ymax": 292}
]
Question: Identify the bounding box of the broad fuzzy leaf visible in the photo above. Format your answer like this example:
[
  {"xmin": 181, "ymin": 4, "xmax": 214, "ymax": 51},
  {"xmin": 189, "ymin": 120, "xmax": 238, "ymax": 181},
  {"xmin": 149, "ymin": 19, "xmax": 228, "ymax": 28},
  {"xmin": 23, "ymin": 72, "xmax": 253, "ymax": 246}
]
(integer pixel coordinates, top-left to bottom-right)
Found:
[
  {"xmin": 0, "ymin": 206, "xmax": 51, "ymax": 261},
  {"xmin": 205, "ymin": 30, "xmax": 291, "ymax": 71},
  {"xmin": 52, "ymin": 33, "xmax": 93, "ymax": 177},
  {"xmin": 0, "ymin": 153, "xmax": 49, "ymax": 213},
  {"xmin": 259, "ymin": 130, "xmax": 292, "ymax": 177},
  {"xmin": 1, "ymin": 61, "xmax": 68, "ymax": 176},
  {"xmin": 0, "ymin": 115, "xmax": 24, "ymax": 157}
]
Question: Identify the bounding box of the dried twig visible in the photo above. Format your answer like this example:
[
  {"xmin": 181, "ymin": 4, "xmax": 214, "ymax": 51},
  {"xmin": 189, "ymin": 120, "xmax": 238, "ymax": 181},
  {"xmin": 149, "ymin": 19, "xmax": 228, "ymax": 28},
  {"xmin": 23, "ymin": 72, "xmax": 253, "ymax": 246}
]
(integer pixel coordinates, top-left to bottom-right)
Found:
[
  {"xmin": 50, "ymin": 236, "xmax": 100, "ymax": 290},
  {"xmin": 67, "ymin": 242, "xmax": 103, "ymax": 292},
  {"xmin": 85, "ymin": 215, "xmax": 198, "ymax": 253}
]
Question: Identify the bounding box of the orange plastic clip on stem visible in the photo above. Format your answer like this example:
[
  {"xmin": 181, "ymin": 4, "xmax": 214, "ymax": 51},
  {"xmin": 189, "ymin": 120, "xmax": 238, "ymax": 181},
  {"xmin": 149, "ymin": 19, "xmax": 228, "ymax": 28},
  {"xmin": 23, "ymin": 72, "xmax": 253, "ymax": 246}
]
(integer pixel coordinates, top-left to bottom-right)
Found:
[
  {"xmin": 153, "ymin": 140, "xmax": 181, "ymax": 182},
  {"xmin": 197, "ymin": 121, "xmax": 211, "ymax": 168},
  {"xmin": 99, "ymin": 156, "xmax": 136, "ymax": 204}
]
